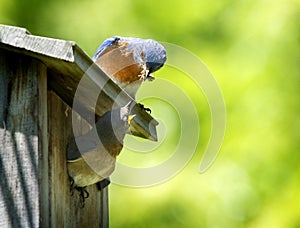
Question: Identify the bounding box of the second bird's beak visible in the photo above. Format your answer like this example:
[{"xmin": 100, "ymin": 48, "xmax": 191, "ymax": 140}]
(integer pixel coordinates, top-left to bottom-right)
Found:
[{"xmin": 127, "ymin": 114, "xmax": 136, "ymax": 125}]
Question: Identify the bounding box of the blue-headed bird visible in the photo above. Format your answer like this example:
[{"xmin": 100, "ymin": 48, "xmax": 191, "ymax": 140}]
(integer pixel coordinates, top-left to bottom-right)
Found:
[{"xmin": 93, "ymin": 36, "xmax": 166, "ymax": 98}]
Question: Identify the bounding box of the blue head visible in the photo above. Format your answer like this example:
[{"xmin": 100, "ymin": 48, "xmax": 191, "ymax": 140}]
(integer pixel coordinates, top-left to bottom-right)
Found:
[
  {"xmin": 93, "ymin": 36, "xmax": 166, "ymax": 78},
  {"xmin": 123, "ymin": 37, "xmax": 166, "ymax": 77}
]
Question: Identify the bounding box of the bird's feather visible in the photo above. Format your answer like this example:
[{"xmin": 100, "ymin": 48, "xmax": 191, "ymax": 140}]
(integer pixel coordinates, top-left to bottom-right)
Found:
[{"xmin": 92, "ymin": 36, "xmax": 120, "ymax": 61}]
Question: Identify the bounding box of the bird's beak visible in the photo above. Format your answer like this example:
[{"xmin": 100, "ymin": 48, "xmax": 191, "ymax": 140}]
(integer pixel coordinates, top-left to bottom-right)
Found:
[
  {"xmin": 146, "ymin": 74, "xmax": 155, "ymax": 81},
  {"xmin": 145, "ymin": 69, "xmax": 155, "ymax": 81},
  {"xmin": 127, "ymin": 114, "xmax": 136, "ymax": 125}
]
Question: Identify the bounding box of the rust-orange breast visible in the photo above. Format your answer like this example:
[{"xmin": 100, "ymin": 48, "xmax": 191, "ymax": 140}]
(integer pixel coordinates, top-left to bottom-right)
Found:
[{"xmin": 95, "ymin": 45, "xmax": 143, "ymax": 83}]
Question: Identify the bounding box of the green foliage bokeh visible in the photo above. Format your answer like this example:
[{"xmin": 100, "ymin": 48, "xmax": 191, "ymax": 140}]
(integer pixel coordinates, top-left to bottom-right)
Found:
[{"xmin": 1, "ymin": 0, "xmax": 299, "ymax": 227}]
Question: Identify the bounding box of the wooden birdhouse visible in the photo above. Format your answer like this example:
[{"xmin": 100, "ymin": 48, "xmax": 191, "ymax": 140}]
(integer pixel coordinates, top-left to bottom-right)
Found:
[{"xmin": 0, "ymin": 24, "xmax": 158, "ymax": 227}]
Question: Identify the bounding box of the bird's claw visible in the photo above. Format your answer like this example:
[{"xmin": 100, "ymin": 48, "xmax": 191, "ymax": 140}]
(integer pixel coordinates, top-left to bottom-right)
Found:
[
  {"xmin": 69, "ymin": 178, "xmax": 90, "ymax": 208},
  {"xmin": 78, "ymin": 187, "xmax": 89, "ymax": 208},
  {"xmin": 70, "ymin": 178, "xmax": 75, "ymax": 196}
]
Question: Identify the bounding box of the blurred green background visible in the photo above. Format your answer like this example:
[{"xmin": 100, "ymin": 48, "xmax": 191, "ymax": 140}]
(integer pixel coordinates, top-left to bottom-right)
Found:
[{"xmin": 1, "ymin": 0, "xmax": 299, "ymax": 227}]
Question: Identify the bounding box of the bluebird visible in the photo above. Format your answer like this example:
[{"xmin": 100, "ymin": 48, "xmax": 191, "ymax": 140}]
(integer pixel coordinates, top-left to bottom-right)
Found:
[
  {"xmin": 92, "ymin": 36, "xmax": 166, "ymax": 98},
  {"xmin": 67, "ymin": 102, "xmax": 135, "ymax": 206}
]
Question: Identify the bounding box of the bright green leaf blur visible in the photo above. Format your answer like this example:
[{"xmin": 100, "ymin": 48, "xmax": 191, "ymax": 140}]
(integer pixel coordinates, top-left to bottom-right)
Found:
[{"xmin": 1, "ymin": 0, "xmax": 299, "ymax": 227}]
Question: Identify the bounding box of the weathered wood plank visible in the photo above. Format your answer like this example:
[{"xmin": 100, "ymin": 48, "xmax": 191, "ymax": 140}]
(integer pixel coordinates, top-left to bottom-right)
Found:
[
  {"xmin": 0, "ymin": 51, "xmax": 44, "ymax": 228},
  {"xmin": 0, "ymin": 24, "xmax": 158, "ymax": 141},
  {"xmin": 38, "ymin": 61, "xmax": 49, "ymax": 227},
  {"xmin": 48, "ymin": 91, "xmax": 107, "ymax": 227},
  {"xmin": 0, "ymin": 25, "xmax": 75, "ymax": 61}
]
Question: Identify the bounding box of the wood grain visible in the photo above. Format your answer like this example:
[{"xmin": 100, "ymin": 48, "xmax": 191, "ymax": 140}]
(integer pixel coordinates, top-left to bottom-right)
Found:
[
  {"xmin": 0, "ymin": 51, "xmax": 42, "ymax": 228},
  {"xmin": 48, "ymin": 91, "xmax": 107, "ymax": 227}
]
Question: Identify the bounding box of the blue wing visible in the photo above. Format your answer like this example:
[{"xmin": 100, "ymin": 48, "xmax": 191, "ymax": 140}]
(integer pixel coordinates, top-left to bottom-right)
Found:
[{"xmin": 92, "ymin": 36, "xmax": 120, "ymax": 61}]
